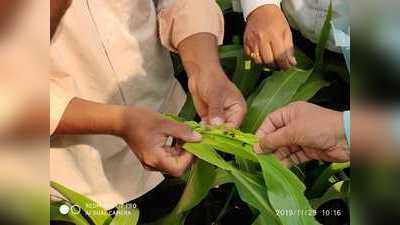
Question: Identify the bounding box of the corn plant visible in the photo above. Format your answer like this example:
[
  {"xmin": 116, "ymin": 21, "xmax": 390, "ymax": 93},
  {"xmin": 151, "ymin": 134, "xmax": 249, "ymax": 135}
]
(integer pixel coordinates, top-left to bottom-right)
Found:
[
  {"xmin": 158, "ymin": 2, "xmax": 349, "ymax": 225},
  {"xmin": 50, "ymin": 1, "xmax": 349, "ymax": 225}
]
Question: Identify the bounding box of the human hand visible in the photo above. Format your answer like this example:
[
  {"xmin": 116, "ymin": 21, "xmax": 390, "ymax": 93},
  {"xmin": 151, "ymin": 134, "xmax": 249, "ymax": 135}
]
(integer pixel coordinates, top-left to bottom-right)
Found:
[
  {"xmin": 254, "ymin": 102, "xmax": 349, "ymax": 167},
  {"xmin": 244, "ymin": 4, "xmax": 296, "ymax": 69},
  {"xmin": 177, "ymin": 33, "xmax": 246, "ymax": 128},
  {"xmin": 120, "ymin": 107, "xmax": 202, "ymax": 177},
  {"xmin": 188, "ymin": 67, "xmax": 246, "ymax": 128}
]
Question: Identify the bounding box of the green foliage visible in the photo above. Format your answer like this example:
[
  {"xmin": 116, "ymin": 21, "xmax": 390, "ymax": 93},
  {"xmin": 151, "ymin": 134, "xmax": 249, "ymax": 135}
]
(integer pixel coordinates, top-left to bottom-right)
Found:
[
  {"xmin": 51, "ymin": 2, "xmax": 348, "ymax": 225},
  {"xmin": 310, "ymin": 180, "xmax": 350, "ymax": 209},
  {"xmin": 109, "ymin": 205, "xmax": 140, "ymax": 225},
  {"xmin": 160, "ymin": 3, "xmax": 346, "ymax": 225},
  {"xmin": 51, "ymin": 181, "xmax": 112, "ymax": 225},
  {"xmin": 216, "ymin": 0, "xmax": 233, "ymax": 12},
  {"xmin": 309, "ymin": 162, "xmax": 350, "ymax": 198},
  {"xmin": 161, "ymin": 116, "xmax": 320, "ymax": 225},
  {"xmin": 50, "ymin": 181, "xmax": 139, "ymax": 225},
  {"xmin": 241, "ymin": 67, "xmax": 314, "ymax": 133}
]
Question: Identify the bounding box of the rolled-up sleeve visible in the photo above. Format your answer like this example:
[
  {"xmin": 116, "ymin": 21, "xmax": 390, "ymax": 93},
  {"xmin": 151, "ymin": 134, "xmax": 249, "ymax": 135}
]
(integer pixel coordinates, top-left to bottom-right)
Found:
[
  {"xmin": 50, "ymin": 71, "xmax": 77, "ymax": 135},
  {"xmin": 157, "ymin": 0, "xmax": 224, "ymax": 52}
]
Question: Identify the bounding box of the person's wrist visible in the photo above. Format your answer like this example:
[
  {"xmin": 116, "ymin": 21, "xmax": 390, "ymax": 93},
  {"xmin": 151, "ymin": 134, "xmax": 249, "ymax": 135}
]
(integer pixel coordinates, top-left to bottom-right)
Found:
[
  {"xmin": 247, "ymin": 4, "xmax": 280, "ymax": 23},
  {"xmin": 108, "ymin": 106, "xmax": 128, "ymax": 137},
  {"xmin": 185, "ymin": 63, "xmax": 225, "ymax": 79}
]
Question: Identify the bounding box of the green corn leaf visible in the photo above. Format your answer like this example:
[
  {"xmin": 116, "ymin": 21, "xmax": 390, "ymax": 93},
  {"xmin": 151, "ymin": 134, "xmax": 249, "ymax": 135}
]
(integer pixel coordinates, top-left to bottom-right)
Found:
[
  {"xmin": 50, "ymin": 181, "xmax": 112, "ymax": 225},
  {"xmin": 165, "ymin": 116, "xmax": 321, "ymax": 225},
  {"xmin": 314, "ymin": 1, "xmax": 333, "ymax": 69},
  {"xmin": 292, "ymin": 71, "xmax": 330, "ymax": 102},
  {"xmin": 230, "ymin": 170, "xmax": 282, "ymax": 225},
  {"xmin": 252, "ymin": 214, "xmax": 276, "ymax": 225},
  {"xmin": 310, "ymin": 180, "xmax": 350, "ymax": 209},
  {"xmin": 219, "ymin": 44, "xmax": 243, "ymax": 59},
  {"xmin": 232, "ymin": 52, "xmax": 263, "ymax": 97},
  {"xmin": 310, "ymin": 162, "xmax": 350, "ymax": 198},
  {"xmin": 158, "ymin": 161, "xmax": 235, "ymax": 225},
  {"xmin": 183, "ymin": 142, "xmax": 282, "ymax": 225},
  {"xmin": 201, "ymin": 133, "xmax": 257, "ymax": 162},
  {"xmin": 241, "ymin": 68, "xmax": 313, "ymax": 133},
  {"xmin": 216, "ymin": 0, "xmax": 232, "ymax": 11},
  {"xmin": 258, "ymin": 155, "xmax": 320, "ymax": 225},
  {"xmin": 175, "ymin": 160, "xmax": 217, "ymax": 214},
  {"xmin": 51, "ymin": 202, "xmax": 91, "ymax": 225},
  {"xmin": 109, "ymin": 205, "xmax": 139, "ymax": 225},
  {"xmin": 294, "ymin": 50, "xmax": 314, "ymax": 70},
  {"xmin": 179, "ymin": 95, "xmax": 197, "ymax": 121}
]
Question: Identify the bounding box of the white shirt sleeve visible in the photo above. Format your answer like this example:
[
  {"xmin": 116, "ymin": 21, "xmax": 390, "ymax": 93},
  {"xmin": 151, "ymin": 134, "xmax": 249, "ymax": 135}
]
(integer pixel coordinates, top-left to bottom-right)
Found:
[{"xmin": 240, "ymin": 0, "xmax": 282, "ymax": 21}]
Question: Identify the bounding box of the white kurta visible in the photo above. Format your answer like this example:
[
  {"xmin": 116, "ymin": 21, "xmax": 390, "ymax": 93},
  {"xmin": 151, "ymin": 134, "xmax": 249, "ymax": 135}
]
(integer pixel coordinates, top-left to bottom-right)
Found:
[{"xmin": 50, "ymin": 0, "xmax": 223, "ymax": 209}]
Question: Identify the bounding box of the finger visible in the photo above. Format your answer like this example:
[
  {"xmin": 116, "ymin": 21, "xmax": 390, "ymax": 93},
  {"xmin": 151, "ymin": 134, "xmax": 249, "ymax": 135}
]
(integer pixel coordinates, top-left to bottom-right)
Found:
[
  {"xmin": 260, "ymin": 42, "xmax": 276, "ymax": 68},
  {"xmin": 281, "ymin": 151, "xmax": 309, "ymax": 167},
  {"xmin": 244, "ymin": 44, "xmax": 252, "ymax": 57},
  {"xmin": 157, "ymin": 148, "xmax": 194, "ymax": 177},
  {"xmin": 259, "ymin": 127, "xmax": 294, "ymax": 152},
  {"xmin": 256, "ymin": 106, "xmax": 289, "ymax": 137},
  {"xmin": 162, "ymin": 120, "xmax": 202, "ymax": 142},
  {"xmin": 244, "ymin": 32, "xmax": 255, "ymax": 58},
  {"xmin": 274, "ymin": 147, "xmax": 291, "ymax": 160},
  {"xmin": 271, "ymin": 38, "xmax": 291, "ymax": 69},
  {"xmin": 253, "ymin": 47, "xmax": 262, "ymax": 64},
  {"xmin": 207, "ymin": 92, "xmax": 225, "ymax": 126},
  {"xmin": 284, "ymin": 29, "xmax": 297, "ymax": 66},
  {"xmin": 224, "ymin": 97, "xmax": 247, "ymax": 128}
]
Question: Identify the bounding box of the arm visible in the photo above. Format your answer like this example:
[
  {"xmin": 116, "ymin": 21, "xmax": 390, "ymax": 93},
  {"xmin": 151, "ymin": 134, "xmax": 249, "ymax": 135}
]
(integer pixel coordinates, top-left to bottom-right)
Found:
[
  {"xmin": 53, "ymin": 98, "xmax": 125, "ymax": 135},
  {"xmin": 241, "ymin": 0, "xmax": 296, "ymax": 69},
  {"xmin": 157, "ymin": 0, "xmax": 246, "ymax": 127},
  {"xmin": 177, "ymin": 33, "xmax": 246, "ymax": 127}
]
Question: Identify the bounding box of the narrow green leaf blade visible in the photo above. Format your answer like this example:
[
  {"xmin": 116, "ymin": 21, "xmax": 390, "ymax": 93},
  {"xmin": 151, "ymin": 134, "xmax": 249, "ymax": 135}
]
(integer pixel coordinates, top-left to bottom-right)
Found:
[
  {"xmin": 242, "ymin": 68, "xmax": 313, "ymax": 133},
  {"xmin": 258, "ymin": 155, "xmax": 320, "ymax": 225},
  {"xmin": 219, "ymin": 44, "xmax": 243, "ymax": 59},
  {"xmin": 50, "ymin": 181, "xmax": 112, "ymax": 225},
  {"xmin": 292, "ymin": 71, "xmax": 330, "ymax": 101},
  {"xmin": 51, "ymin": 202, "xmax": 91, "ymax": 225},
  {"xmin": 216, "ymin": 0, "xmax": 232, "ymax": 11},
  {"xmin": 310, "ymin": 162, "xmax": 350, "ymax": 197},
  {"xmin": 311, "ymin": 180, "xmax": 350, "ymax": 209},
  {"xmin": 109, "ymin": 205, "xmax": 139, "ymax": 225},
  {"xmin": 314, "ymin": 1, "xmax": 333, "ymax": 68},
  {"xmin": 179, "ymin": 95, "xmax": 197, "ymax": 121},
  {"xmin": 232, "ymin": 52, "xmax": 263, "ymax": 97}
]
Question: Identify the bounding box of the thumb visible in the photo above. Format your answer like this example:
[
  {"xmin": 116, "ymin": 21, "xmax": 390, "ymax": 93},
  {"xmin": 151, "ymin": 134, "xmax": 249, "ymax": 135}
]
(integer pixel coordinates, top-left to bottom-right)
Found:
[
  {"xmin": 256, "ymin": 127, "xmax": 294, "ymax": 154},
  {"xmin": 207, "ymin": 94, "xmax": 225, "ymax": 126}
]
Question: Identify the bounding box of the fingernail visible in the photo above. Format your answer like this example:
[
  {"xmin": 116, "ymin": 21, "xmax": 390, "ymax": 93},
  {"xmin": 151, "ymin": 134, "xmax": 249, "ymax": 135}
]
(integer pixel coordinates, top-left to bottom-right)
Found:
[
  {"xmin": 210, "ymin": 117, "xmax": 224, "ymax": 126},
  {"xmin": 289, "ymin": 56, "xmax": 297, "ymax": 66},
  {"xmin": 253, "ymin": 143, "xmax": 263, "ymax": 154},
  {"xmin": 191, "ymin": 131, "xmax": 202, "ymax": 141}
]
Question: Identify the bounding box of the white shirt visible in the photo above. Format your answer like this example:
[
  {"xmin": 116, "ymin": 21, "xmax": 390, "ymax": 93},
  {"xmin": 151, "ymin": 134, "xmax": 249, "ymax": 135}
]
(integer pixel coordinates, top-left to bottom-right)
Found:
[{"xmin": 50, "ymin": 0, "xmax": 224, "ymax": 209}]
